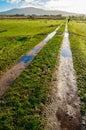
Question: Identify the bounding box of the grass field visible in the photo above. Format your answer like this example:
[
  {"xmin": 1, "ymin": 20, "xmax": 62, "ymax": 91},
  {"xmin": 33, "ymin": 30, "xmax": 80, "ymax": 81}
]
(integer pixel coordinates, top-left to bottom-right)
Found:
[
  {"xmin": 0, "ymin": 22, "xmax": 65, "ymax": 130},
  {"xmin": 0, "ymin": 19, "xmax": 63, "ymax": 76},
  {"xmin": 69, "ymin": 20, "xmax": 86, "ymax": 116},
  {"xmin": 0, "ymin": 19, "xmax": 86, "ymax": 129}
]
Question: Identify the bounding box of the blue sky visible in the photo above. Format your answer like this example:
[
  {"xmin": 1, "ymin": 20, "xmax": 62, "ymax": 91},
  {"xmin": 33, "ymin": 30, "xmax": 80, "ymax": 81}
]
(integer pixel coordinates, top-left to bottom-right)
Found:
[
  {"xmin": 0, "ymin": 0, "xmax": 19, "ymax": 11},
  {"xmin": 0, "ymin": 0, "xmax": 86, "ymax": 14}
]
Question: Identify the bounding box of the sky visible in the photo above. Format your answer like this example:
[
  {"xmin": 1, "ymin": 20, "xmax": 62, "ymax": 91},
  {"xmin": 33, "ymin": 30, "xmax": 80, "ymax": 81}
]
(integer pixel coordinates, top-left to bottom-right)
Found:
[{"xmin": 0, "ymin": 0, "xmax": 86, "ymax": 14}]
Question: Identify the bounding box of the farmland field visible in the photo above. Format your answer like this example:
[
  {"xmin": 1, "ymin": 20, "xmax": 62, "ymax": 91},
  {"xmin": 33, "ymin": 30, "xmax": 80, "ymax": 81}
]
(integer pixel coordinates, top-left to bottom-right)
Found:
[
  {"xmin": 69, "ymin": 20, "xmax": 86, "ymax": 122},
  {"xmin": 0, "ymin": 19, "xmax": 86, "ymax": 130},
  {"xmin": 0, "ymin": 19, "xmax": 62, "ymax": 76}
]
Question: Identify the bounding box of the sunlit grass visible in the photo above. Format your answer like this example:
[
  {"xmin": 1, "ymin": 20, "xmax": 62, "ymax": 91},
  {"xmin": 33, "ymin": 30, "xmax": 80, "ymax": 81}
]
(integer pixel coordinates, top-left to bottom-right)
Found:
[
  {"xmin": 0, "ymin": 19, "xmax": 62, "ymax": 37},
  {"xmin": 69, "ymin": 20, "xmax": 86, "ymax": 116}
]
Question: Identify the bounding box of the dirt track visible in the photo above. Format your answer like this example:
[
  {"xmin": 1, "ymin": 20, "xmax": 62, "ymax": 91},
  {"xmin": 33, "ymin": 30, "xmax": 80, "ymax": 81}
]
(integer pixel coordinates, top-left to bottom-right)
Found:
[
  {"xmin": 0, "ymin": 23, "xmax": 63, "ymax": 96},
  {"xmin": 45, "ymin": 23, "xmax": 81, "ymax": 130}
]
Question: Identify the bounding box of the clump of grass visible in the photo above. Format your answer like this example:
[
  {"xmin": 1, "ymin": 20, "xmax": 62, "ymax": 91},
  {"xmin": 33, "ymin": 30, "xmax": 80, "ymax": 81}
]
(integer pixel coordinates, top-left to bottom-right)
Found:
[
  {"xmin": 69, "ymin": 20, "xmax": 86, "ymax": 116},
  {"xmin": 0, "ymin": 25, "xmax": 65, "ymax": 130}
]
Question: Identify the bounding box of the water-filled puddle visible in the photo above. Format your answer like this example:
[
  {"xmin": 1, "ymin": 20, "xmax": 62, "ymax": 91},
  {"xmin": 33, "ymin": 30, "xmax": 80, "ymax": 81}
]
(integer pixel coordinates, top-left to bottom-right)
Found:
[
  {"xmin": 17, "ymin": 29, "xmax": 57, "ymax": 64},
  {"xmin": 31, "ymin": 48, "xmax": 37, "ymax": 52},
  {"xmin": 18, "ymin": 55, "xmax": 34, "ymax": 64},
  {"xmin": 43, "ymin": 31, "xmax": 56, "ymax": 43},
  {"xmin": 61, "ymin": 48, "xmax": 72, "ymax": 57},
  {"xmin": 64, "ymin": 32, "xmax": 69, "ymax": 38}
]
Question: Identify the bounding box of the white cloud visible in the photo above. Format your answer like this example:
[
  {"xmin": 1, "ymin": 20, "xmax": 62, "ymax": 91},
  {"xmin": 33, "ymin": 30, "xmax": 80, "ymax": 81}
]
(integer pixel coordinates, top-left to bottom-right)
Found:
[
  {"xmin": 7, "ymin": 0, "xmax": 21, "ymax": 4},
  {"xmin": 21, "ymin": 0, "xmax": 47, "ymax": 8},
  {"xmin": 20, "ymin": 0, "xmax": 86, "ymax": 14},
  {"xmin": 42, "ymin": 0, "xmax": 86, "ymax": 13}
]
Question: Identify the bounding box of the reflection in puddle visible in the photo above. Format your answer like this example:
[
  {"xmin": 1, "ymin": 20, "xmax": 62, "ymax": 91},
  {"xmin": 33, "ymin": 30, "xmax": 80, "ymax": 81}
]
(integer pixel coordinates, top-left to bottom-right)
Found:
[
  {"xmin": 17, "ymin": 24, "xmax": 62, "ymax": 64},
  {"xmin": 43, "ymin": 31, "xmax": 56, "ymax": 43},
  {"xmin": 64, "ymin": 32, "xmax": 69, "ymax": 38},
  {"xmin": 18, "ymin": 55, "xmax": 34, "ymax": 64},
  {"xmin": 61, "ymin": 48, "xmax": 72, "ymax": 57}
]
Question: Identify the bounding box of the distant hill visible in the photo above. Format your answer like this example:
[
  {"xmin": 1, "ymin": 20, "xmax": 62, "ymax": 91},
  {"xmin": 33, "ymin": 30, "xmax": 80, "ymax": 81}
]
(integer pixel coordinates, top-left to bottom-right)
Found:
[{"xmin": 0, "ymin": 7, "xmax": 77, "ymax": 16}]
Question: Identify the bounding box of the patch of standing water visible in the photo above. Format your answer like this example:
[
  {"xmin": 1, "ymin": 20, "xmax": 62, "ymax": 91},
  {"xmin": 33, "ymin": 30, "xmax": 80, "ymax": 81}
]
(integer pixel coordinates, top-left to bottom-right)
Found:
[{"xmin": 61, "ymin": 48, "xmax": 72, "ymax": 57}]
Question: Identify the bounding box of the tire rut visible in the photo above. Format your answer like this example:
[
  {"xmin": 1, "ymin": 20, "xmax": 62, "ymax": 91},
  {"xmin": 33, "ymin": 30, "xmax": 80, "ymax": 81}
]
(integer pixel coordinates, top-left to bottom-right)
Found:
[{"xmin": 45, "ymin": 23, "xmax": 81, "ymax": 130}]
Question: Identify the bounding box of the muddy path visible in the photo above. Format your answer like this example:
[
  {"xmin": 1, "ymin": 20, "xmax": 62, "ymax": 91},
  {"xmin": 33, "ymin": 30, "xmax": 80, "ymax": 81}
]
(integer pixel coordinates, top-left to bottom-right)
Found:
[
  {"xmin": 45, "ymin": 23, "xmax": 81, "ymax": 130},
  {"xmin": 0, "ymin": 23, "xmax": 63, "ymax": 96}
]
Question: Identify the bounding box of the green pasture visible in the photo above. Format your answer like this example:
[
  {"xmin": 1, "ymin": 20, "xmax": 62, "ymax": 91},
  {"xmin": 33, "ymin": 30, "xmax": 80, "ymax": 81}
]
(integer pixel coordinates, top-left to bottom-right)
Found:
[
  {"xmin": 0, "ymin": 19, "xmax": 62, "ymax": 37},
  {"xmin": 69, "ymin": 20, "xmax": 86, "ymax": 116}
]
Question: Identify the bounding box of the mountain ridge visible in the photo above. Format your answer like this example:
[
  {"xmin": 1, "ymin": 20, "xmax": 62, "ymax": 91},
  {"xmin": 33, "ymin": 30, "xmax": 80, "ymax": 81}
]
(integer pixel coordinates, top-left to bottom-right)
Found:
[{"xmin": 0, "ymin": 7, "xmax": 79, "ymax": 16}]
